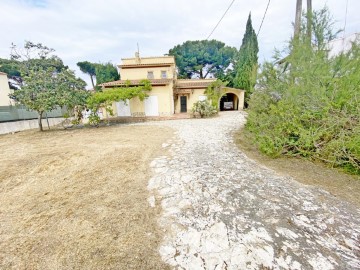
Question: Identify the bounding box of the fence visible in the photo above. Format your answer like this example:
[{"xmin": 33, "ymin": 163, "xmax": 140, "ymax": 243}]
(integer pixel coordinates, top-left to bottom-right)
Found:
[{"xmin": 0, "ymin": 105, "xmax": 65, "ymax": 122}]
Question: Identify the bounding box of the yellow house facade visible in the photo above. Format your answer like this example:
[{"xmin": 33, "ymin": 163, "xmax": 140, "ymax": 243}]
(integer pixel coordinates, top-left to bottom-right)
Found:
[
  {"xmin": 100, "ymin": 54, "xmax": 245, "ymax": 118},
  {"xmin": 0, "ymin": 72, "xmax": 14, "ymax": 106}
]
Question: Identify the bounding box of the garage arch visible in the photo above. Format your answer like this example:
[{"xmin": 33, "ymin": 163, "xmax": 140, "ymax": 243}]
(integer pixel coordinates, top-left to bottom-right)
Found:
[{"xmin": 218, "ymin": 88, "xmax": 245, "ymax": 111}]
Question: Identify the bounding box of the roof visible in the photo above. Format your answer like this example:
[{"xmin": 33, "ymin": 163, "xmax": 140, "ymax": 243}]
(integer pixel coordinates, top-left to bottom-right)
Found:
[
  {"xmin": 100, "ymin": 79, "xmax": 172, "ymax": 87},
  {"xmin": 175, "ymin": 79, "xmax": 216, "ymax": 89},
  {"xmin": 0, "ymin": 72, "xmax": 7, "ymax": 75}
]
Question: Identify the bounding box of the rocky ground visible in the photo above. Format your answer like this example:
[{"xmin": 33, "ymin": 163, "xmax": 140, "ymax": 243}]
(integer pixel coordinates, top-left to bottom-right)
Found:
[{"xmin": 146, "ymin": 111, "xmax": 360, "ymax": 270}]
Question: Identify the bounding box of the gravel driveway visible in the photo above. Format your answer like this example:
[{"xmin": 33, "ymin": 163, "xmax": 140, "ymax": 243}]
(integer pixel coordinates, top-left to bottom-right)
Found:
[{"xmin": 146, "ymin": 111, "xmax": 360, "ymax": 270}]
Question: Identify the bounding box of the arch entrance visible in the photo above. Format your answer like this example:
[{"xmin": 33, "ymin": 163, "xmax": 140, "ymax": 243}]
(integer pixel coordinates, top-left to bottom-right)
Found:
[{"xmin": 219, "ymin": 92, "xmax": 239, "ymax": 111}]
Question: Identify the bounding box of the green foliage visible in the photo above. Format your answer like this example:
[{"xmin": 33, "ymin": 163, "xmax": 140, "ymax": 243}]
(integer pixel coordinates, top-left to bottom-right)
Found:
[
  {"xmin": 233, "ymin": 13, "xmax": 259, "ymax": 104},
  {"xmin": 77, "ymin": 61, "xmax": 120, "ymax": 90},
  {"xmin": 9, "ymin": 41, "xmax": 88, "ymax": 131},
  {"xmin": 191, "ymin": 100, "xmax": 217, "ymax": 118},
  {"xmin": 246, "ymin": 8, "xmax": 360, "ymax": 174},
  {"xmin": 95, "ymin": 62, "xmax": 120, "ymax": 88},
  {"xmin": 0, "ymin": 58, "xmax": 21, "ymax": 77},
  {"xmin": 204, "ymin": 80, "xmax": 226, "ymax": 109},
  {"xmin": 1, "ymin": 42, "xmax": 67, "ymax": 89},
  {"xmin": 169, "ymin": 40, "xmax": 237, "ymax": 79},
  {"xmin": 86, "ymin": 80, "xmax": 152, "ymax": 125},
  {"xmin": 77, "ymin": 61, "xmax": 96, "ymax": 89}
]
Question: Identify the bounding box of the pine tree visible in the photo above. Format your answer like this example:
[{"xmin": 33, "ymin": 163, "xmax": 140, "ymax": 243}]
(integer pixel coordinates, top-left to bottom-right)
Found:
[{"xmin": 234, "ymin": 13, "xmax": 259, "ymax": 105}]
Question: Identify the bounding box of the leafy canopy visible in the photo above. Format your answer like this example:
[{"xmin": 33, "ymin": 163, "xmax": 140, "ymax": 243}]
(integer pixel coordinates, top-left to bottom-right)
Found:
[
  {"xmin": 95, "ymin": 63, "xmax": 120, "ymax": 86},
  {"xmin": 77, "ymin": 61, "xmax": 119, "ymax": 90},
  {"xmin": 10, "ymin": 41, "xmax": 88, "ymax": 131},
  {"xmin": 169, "ymin": 40, "xmax": 237, "ymax": 79}
]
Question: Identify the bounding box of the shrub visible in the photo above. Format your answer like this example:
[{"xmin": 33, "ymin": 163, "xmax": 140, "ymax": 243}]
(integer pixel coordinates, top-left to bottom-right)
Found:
[
  {"xmin": 191, "ymin": 100, "xmax": 217, "ymax": 118},
  {"xmin": 246, "ymin": 7, "xmax": 360, "ymax": 174}
]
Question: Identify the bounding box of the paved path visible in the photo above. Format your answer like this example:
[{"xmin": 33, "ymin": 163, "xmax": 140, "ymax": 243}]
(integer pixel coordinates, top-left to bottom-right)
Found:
[{"xmin": 146, "ymin": 111, "xmax": 360, "ymax": 270}]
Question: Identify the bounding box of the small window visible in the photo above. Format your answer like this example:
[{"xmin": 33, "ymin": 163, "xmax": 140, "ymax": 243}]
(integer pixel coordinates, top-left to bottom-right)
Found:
[
  {"xmin": 161, "ymin": 71, "xmax": 167, "ymax": 79},
  {"xmin": 147, "ymin": 71, "xmax": 154, "ymax": 79}
]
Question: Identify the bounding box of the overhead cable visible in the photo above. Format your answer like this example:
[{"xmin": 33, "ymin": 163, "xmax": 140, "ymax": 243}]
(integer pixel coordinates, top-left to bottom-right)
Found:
[
  {"xmin": 257, "ymin": 0, "xmax": 271, "ymax": 37},
  {"xmin": 206, "ymin": 0, "xmax": 236, "ymax": 40}
]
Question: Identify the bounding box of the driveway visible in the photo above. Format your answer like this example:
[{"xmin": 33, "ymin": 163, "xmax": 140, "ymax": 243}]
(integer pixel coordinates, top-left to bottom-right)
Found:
[{"xmin": 147, "ymin": 111, "xmax": 360, "ymax": 269}]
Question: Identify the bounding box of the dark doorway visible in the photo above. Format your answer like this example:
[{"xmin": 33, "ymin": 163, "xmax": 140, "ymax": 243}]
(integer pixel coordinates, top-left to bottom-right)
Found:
[
  {"xmin": 220, "ymin": 93, "xmax": 238, "ymax": 111},
  {"xmin": 180, "ymin": 96, "xmax": 187, "ymax": 112}
]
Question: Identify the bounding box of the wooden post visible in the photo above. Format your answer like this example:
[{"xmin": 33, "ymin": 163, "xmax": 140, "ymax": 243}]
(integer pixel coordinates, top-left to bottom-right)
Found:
[
  {"xmin": 294, "ymin": 0, "xmax": 302, "ymax": 38},
  {"xmin": 307, "ymin": 0, "xmax": 312, "ymax": 40}
]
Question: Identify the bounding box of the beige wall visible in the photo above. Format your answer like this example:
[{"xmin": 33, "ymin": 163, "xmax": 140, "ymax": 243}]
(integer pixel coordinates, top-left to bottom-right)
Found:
[
  {"xmin": 0, "ymin": 73, "xmax": 13, "ymax": 106},
  {"xmin": 221, "ymin": 87, "xmax": 245, "ymax": 110},
  {"xmin": 120, "ymin": 66, "xmax": 175, "ymax": 80},
  {"xmin": 121, "ymin": 56, "xmax": 175, "ymax": 65},
  {"xmin": 106, "ymin": 83, "xmax": 174, "ymax": 118},
  {"xmin": 174, "ymin": 87, "xmax": 245, "ymax": 114},
  {"xmin": 120, "ymin": 56, "xmax": 176, "ymax": 81},
  {"xmin": 174, "ymin": 89, "xmax": 208, "ymax": 114}
]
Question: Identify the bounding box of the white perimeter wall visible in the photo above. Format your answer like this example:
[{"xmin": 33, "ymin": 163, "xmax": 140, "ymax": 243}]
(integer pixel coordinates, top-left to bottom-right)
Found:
[{"xmin": 0, "ymin": 118, "xmax": 64, "ymax": 135}]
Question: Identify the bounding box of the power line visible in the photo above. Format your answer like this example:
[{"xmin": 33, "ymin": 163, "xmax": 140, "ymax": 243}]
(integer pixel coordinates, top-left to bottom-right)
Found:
[
  {"xmin": 257, "ymin": 0, "xmax": 271, "ymax": 37},
  {"xmin": 206, "ymin": 0, "xmax": 236, "ymax": 40}
]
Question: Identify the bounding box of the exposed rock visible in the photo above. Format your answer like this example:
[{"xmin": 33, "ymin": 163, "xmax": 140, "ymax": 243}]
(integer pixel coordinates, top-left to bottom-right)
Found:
[{"xmin": 143, "ymin": 111, "xmax": 360, "ymax": 269}]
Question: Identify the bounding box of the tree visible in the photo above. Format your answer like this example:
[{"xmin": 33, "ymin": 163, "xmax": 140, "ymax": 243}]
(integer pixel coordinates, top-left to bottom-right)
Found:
[
  {"xmin": 1, "ymin": 43, "xmax": 66, "ymax": 89},
  {"xmin": 95, "ymin": 62, "xmax": 120, "ymax": 86},
  {"xmin": 10, "ymin": 41, "xmax": 88, "ymax": 131},
  {"xmin": 168, "ymin": 40, "xmax": 237, "ymax": 79},
  {"xmin": 0, "ymin": 58, "xmax": 21, "ymax": 77},
  {"xmin": 77, "ymin": 61, "xmax": 120, "ymax": 90},
  {"xmin": 204, "ymin": 80, "xmax": 226, "ymax": 109},
  {"xmin": 233, "ymin": 13, "xmax": 259, "ymax": 105},
  {"xmin": 77, "ymin": 61, "xmax": 96, "ymax": 89},
  {"xmin": 246, "ymin": 7, "xmax": 360, "ymax": 174}
]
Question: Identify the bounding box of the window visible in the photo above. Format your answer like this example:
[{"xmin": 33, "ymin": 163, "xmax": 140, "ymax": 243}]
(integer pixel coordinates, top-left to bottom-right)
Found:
[
  {"xmin": 161, "ymin": 71, "xmax": 167, "ymax": 79},
  {"xmin": 147, "ymin": 71, "xmax": 154, "ymax": 79}
]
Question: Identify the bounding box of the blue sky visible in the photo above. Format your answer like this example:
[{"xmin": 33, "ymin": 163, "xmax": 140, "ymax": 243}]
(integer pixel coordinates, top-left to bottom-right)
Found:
[{"xmin": 0, "ymin": 0, "xmax": 359, "ymax": 88}]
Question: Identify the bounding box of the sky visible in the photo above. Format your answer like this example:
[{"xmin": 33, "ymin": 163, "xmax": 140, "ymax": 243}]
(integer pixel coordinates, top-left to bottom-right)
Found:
[{"xmin": 0, "ymin": 0, "xmax": 359, "ymax": 88}]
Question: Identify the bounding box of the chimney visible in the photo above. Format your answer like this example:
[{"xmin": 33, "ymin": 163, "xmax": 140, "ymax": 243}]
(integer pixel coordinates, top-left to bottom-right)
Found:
[{"xmin": 135, "ymin": 52, "xmax": 140, "ymax": 64}]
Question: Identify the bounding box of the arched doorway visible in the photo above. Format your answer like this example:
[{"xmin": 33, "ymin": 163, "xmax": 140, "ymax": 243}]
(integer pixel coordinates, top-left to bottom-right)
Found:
[{"xmin": 219, "ymin": 93, "xmax": 239, "ymax": 111}]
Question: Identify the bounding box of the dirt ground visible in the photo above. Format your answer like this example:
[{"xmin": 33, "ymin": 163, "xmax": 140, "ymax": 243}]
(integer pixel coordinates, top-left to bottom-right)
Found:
[
  {"xmin": 235, "ymin": 128, "xmax": 360, "ymax": 208},
  {"xmin": 0, "ymin": 124, "xmax": 173, "ymax": 270}
]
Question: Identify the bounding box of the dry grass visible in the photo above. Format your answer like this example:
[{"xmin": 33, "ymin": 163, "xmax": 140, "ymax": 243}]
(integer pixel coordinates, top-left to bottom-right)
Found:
[
  {"xmin": 0, "ymin": 124, "xmax": 173, "ymax": 269},
  {"xmin": 235, "ymin": 128, "xmax": 360, "ymax": 208}
]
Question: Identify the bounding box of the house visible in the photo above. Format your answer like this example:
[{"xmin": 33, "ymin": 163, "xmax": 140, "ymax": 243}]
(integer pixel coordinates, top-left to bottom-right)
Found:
[
  {"xmin": 0, "ymin": 72, "xmax": 14, "ymax": 106},
  {"xmin": 100, "ymin": 53, "xmax": 244, "ymax": 118}
]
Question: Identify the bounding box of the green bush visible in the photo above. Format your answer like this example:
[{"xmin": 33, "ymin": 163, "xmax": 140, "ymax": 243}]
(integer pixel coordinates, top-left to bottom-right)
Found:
[
  {"xmin": 246, "ymin": 7, "xmax": 360, "ymax": 174},
  {"xmin": 191, "ymin": 100, "xmax": 217, "ymax": 118}
]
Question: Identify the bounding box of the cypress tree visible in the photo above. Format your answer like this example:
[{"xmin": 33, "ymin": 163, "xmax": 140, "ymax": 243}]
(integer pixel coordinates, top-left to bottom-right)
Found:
[{"xmin": 234, "ymin": 13, "xmax": 259, "ymax": 105}]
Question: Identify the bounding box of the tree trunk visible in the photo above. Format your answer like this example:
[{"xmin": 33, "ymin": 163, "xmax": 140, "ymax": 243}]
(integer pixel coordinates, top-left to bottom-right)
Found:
[
  {"xmin": 38, "ymin": 111, "xmax": 44, "ymax": 131},
  {"xmin": 90, "ymin": 75, "xmax": 96, "ymax": 90},
  {"xmin": 294, "ymin": 0, "xmax": 302, "ymax": 38},
  {"xmin": 199, "ymin": 69, "xmax": 204, "ymax": 79},
  {"xmin": 306, "ymin": 0, "xmax": 312, "ymax": 40}
]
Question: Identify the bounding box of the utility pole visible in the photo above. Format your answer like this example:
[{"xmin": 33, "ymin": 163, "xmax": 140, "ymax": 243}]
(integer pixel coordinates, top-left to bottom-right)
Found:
[
  {"xmin": 306, "ymin": 0, "xmax": 312, "ymax": 40},
  {"xmin": 294, "ymin": 0, "xmax": 302, "ymax": 38}
]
